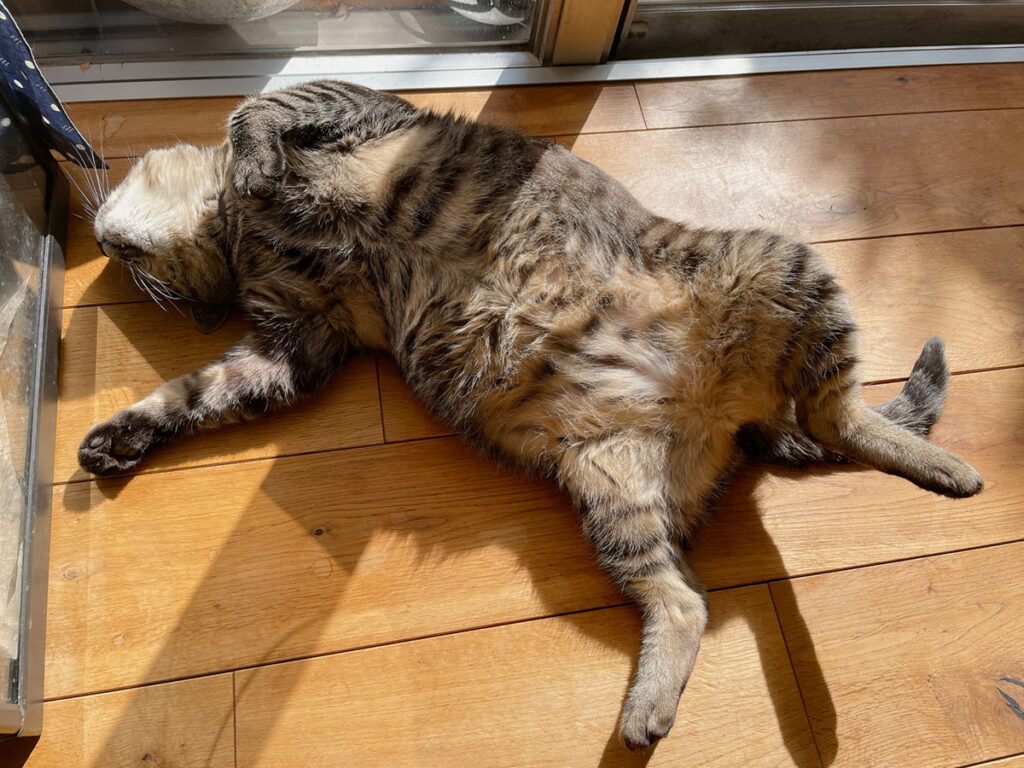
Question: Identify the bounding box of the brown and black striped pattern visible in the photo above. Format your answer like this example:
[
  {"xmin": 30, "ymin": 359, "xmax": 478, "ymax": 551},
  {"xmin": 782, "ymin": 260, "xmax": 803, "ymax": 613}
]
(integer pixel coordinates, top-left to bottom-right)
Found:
[{"xmin": 82, "ymin": 80, "xmax": 983, "ymax": 750}]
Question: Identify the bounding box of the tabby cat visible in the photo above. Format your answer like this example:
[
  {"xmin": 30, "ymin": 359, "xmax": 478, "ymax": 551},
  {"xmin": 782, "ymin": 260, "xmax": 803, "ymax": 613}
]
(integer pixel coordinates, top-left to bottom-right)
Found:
[{"xmin": 81, "ymin": 80, "xmax": 983, "ymax": 749}]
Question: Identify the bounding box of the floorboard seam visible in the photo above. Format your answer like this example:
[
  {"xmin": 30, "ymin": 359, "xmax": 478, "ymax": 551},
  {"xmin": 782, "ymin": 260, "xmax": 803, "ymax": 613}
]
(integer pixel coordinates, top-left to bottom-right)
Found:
[
  {"xmin": 232, "ymin": 672, "xmax": 239, "ymax": 768},
  {"xmin": 958, "ymin": 749, "xmax": 1024, "ymax": 768},
  {"xmin": 631, "ymin": 81, "xmax": 650, "ymax": 130},
  {"xmin": 373, "ymin": 354, "xmax": 387, "ymax": 444}
]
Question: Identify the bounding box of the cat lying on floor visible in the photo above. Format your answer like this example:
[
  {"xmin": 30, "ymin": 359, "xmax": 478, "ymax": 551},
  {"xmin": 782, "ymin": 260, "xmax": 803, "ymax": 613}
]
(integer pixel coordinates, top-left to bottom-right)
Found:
[{"xmin": 79, "ymin": 80, "xmax": 982, "ymax": 749}]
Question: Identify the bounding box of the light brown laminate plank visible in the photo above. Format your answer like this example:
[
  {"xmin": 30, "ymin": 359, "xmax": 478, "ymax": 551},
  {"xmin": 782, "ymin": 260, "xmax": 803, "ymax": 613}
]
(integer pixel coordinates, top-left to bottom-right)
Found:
[
  {"xmin": 401, "ymin": 84, "xmax": 646, "ymax": 136},
  {"xmin": 54, "ymin": 303, "xmax": 382, "ymax": 482},
  {"xmin": 636, "ymin": 63, "xmax": 1024, "ymax": 130},
  {"xmin": 46, "ymin": 436, "xmax": 618, "ymax": 698},
  {"xmin": 46, "ymin": 366, "xmax": 1022, "ymax": 698},
  {"xmin": 773, "ymin": 542, "xmax": 1024, "ymax": 768},
  {"xmin": 18, "ymin": 674, "xmax": 234, "ymax": 768},
  {"xmin": 64, "ymin": 83, "xmax": 644, "ymax": 160},
  {"xmin": 234, "ymin": 586, "xmax": 819, "ymax": 768},
  {"xmin": 563, "ymin": 110, "xmax": 1024, "ymax": 241},
  {"xmin": 377, "ymin": 354, "xmax": 452, "ymax": 443},
  {"xmin": 820, "ymin": 227, "xmax": 1024, "ymax": 380}
]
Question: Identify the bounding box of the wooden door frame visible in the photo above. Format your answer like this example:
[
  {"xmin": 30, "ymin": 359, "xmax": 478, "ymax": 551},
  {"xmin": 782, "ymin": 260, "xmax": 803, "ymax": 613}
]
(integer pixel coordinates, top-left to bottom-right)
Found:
[{"xmin": 546, "ymin": 0, "xmax": 635, "ymax": 65}]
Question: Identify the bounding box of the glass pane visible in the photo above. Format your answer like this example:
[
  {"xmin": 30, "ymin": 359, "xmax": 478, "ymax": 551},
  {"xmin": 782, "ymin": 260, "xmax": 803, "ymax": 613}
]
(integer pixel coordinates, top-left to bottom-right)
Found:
[
  {"xmin": 0, "ymin": 102, "xmax": 46, "ymax": 707},
  {"xmin": 617, "ymin": 2, "xmax": 1024, "ymax": 59},
  {"xmin": 14, "ymin": 0, "xmax": 539, "ymax": 65}
]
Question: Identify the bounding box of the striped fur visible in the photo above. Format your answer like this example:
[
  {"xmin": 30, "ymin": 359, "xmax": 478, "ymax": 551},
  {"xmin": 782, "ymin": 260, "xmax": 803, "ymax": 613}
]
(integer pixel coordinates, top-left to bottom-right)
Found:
[{"xmin": 83, "ymin": 81, "xmax": 983, "ymax": 750}]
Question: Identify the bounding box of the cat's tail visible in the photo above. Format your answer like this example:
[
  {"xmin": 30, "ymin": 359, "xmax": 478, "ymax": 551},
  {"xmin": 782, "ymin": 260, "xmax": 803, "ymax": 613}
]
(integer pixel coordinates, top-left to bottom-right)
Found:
[
  {"xmin": 872, "ymin": 336, "xmax": 949, "ymax": 438},
  {"xmin": 739, "ymin": 337, "xmax": 951, "ymax": 466}
]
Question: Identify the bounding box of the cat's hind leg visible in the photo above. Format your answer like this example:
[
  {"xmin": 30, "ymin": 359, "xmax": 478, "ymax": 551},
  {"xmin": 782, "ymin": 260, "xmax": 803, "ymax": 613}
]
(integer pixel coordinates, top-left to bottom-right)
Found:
[
  {"xmin": 793, "ymin": 330, "xmax": 982, "ymax": 497},
  {"xmin": 739, "ymin": 336, "xmax": 952, "ymax": 466},
  {"xmin": 559, "ymin": 432, "xmax": 710, "ymax": 750}
]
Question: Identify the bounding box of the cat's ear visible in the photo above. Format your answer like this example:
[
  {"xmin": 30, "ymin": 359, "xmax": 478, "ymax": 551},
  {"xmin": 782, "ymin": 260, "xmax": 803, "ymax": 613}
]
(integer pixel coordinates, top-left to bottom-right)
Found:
[{"xmin": 190, "ymin": 302, "xmax": 231, "ymax": 334}]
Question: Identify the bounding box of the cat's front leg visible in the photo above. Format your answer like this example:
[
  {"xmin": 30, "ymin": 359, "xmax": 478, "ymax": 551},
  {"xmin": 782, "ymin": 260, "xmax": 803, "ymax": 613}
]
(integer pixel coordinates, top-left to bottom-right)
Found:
[
  {"xmin": 227, "ymin": 81, "xmax": 417, "ymax": 198},
  {"xmin": 78, "ymin": 330, "xmax": 346, "ymax": 475},
  {"xmin": 229, "ymin": 103, "xmax": 286, "ymax": 199}
]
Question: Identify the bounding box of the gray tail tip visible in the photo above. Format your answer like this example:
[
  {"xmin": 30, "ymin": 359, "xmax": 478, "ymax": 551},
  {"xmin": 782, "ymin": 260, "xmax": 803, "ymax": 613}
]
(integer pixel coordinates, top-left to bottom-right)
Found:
[
  {"xmin": 912, "ymin": 336, "xmax": 949, "ymax": 378},
  {"xmin": 922, "ymin": 336, "xmax": 946, "ymax": 356}
]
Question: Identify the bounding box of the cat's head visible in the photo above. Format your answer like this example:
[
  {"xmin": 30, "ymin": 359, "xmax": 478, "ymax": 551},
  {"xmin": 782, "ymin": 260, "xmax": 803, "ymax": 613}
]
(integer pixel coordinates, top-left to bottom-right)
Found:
[{"xmin": 94, "ymin": 143, "xmax": 234, "ymax": 333}]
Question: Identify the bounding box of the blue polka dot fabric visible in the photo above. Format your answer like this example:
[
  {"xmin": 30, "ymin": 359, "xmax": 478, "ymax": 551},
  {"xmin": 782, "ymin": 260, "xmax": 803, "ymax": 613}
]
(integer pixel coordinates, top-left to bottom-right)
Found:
[{"xmin": 0, "ymin": 1, "xmax": 105, "ymax": 169}]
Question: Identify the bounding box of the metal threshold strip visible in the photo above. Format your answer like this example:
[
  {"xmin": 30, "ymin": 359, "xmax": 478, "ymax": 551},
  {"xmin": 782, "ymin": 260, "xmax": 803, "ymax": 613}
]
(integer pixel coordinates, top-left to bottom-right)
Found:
[{"xmin": 46, "ymin": 44, "xmax": 1024, "ymax": 102}]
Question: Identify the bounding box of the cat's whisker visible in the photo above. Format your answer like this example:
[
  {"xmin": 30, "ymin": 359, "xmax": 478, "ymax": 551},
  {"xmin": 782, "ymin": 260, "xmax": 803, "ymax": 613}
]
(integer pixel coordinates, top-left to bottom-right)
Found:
[
  {"xmin": 86, "ymin": 164, "xmax": 103, "ymax": 209},
  {"xmin": 129, "ymin": 266, "xmax": 168, "ymax": 310},
  {"xmin": 127, "ymin": 266, "xmax": 148, "ymax": 297},
  {"xmin": 136, "ymin": 266, "xmax": 186, "ymax": 301},
  {"xmin": 135, "ymin": 269, "xmax": 186, "ymax": 318},
  {"xmin": 63, "ymin": 170, "xmax": 99, "ymax": 219},
  {"xmin": 77, "ymin": 131, "xmax": 103, "ymax": 212},
  {"xmin": 97, "ymin": 129, "xmax": 110, "ymax": 200}
]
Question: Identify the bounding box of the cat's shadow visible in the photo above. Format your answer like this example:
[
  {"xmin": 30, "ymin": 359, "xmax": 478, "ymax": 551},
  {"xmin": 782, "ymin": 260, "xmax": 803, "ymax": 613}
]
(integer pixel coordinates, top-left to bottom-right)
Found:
[{"xmin": 242, "ymin": 445, "xmax": 846, "ymax": 768}]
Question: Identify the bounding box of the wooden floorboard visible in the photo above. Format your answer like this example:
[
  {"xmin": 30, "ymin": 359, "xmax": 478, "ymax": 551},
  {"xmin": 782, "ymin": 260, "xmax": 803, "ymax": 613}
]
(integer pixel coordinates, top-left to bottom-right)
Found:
[
  {"xmin": 564, "ymin": 110, "xmax": 1024, "ymax": 242},
  {"xmin": 46, "ymin": 437, "xmax": 619, "ymax": 698},
  {"xmin": 19, "ymin": 675, "xmax": 234, "ymax": 768},
  {"xmin": 41, "ymin": 65, "xmax": 1024, "ymax": 768},
  {"xmin": 234, "ymin": 586, "xmax": 820, "ymax": 768},
  {"xmin": 774, "ymin": 542, "xmax": 1024, "ymax": 768},
  {"xmin": 820, "ymin": 227, "xmax": 1024, "ymax": 380},
  {"xmin": 635, "ymin": 63, "xmax": 1024, "ymax": 129},
  {"xmin": 64, "ymin": 83, "xmax": 645, "ymax": 161},
  {"xmin": 377, "ymin": 355, "xmax": 452, "ymax": 443}
]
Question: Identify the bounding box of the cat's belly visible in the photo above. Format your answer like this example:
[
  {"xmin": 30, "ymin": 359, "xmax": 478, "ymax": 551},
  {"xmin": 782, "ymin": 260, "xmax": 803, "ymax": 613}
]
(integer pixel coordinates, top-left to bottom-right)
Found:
[
  {"xmin": 397, "ymin": 245, "xmax": 802, "ymax": 466},
  {"xmin": 455, "ymin": 300, "xmax": 786, "ymax": 467}
]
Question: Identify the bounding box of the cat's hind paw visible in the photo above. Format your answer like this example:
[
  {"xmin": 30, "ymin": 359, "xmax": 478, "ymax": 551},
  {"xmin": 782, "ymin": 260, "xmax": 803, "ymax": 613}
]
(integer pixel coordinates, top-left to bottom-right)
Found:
[
  {"xmin": 920, "ymin": 457, "xmax": 984, "ymax": 498},
  {"xmin": 618, "ymin": 683, "xmax": 681, "ymax": 751}
]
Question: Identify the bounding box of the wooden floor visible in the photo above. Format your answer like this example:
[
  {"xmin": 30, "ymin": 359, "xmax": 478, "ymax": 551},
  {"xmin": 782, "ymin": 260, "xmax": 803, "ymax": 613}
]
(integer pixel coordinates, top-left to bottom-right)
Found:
[{"xmin": 9, "ymin": 64, "xmax": 1024, "ymax": 767}]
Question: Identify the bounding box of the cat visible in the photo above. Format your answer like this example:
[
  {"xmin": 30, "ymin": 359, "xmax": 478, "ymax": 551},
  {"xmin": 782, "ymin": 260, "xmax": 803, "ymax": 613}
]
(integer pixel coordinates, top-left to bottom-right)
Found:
[{"xmin": 80, "ymin": 80, "xmax": 983, "ymax": 749}]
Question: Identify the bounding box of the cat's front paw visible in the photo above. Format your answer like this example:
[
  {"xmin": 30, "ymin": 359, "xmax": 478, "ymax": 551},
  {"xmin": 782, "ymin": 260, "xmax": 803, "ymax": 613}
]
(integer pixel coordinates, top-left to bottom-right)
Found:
[
  {"xmin": 78, "ymin": 411, "xmax": 169, "ymax": 476},
  {"xmin": 231, "ymin": 146, "xmax": 283, "ymax": 199}
]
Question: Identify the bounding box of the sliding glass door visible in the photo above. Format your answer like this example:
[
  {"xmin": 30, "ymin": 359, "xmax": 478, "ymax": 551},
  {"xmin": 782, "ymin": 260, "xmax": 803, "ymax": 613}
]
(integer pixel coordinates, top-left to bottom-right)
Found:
[
  {"xmin": 15, "ymin": 1, "xmax": 548, "ymax": 63},
  {"xmin": 616, "ymin": 0, "xmax": 1024, "ymax": 60}
]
